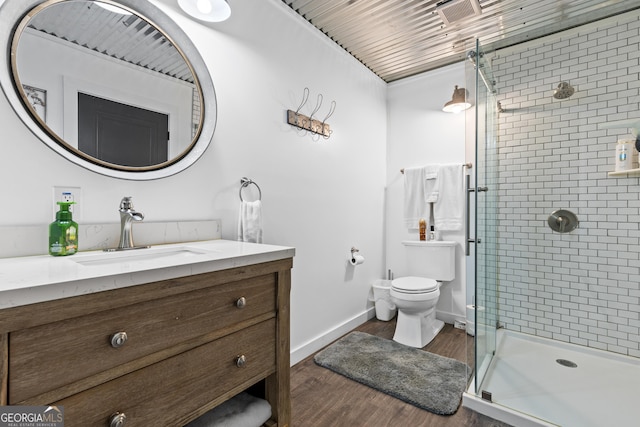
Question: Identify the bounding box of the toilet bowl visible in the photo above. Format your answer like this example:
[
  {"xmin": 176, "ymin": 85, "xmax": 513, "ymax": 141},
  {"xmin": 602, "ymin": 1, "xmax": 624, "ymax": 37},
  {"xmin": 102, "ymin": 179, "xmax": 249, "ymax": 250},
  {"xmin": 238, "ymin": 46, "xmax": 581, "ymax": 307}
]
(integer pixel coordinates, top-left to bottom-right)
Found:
[
  {"xmin": 390, "ymin": 276, "xmax": 444, "ymax": 348},
  {"xmin": 389, "ymin": 240, "xmax": 456, "ymax": 348}
]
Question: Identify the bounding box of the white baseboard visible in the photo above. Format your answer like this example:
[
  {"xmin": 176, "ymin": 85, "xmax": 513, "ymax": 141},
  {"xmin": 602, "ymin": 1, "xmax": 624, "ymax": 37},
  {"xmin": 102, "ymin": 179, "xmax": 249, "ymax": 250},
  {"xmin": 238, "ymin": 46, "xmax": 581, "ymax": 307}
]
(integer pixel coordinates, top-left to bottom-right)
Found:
[
  {"xmin": 437, "ymin": 309, "xmax": 466, "ymax": 326},
  {"xmin": 290, "ymin": 307, "xmax": 376, "ymax": 366}
]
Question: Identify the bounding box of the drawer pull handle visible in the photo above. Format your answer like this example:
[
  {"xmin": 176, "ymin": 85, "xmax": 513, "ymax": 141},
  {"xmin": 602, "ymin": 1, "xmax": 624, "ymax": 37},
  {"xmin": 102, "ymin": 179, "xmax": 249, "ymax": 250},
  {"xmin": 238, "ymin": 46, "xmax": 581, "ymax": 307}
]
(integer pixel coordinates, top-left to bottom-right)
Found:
[
  {"xmin": 110, "ymin": 332, "xmax": 128, "ymax": 348},
  {"xmin": 236, "ymin": 297, "xmax": 247, "ymax": 309},
  {"xmin": 109, "ymin": 412, "xmax": 127, "ymax": 427},
  {"xmin": 236, "ymin": 354, "xmax": 247, "ymax": 368}
]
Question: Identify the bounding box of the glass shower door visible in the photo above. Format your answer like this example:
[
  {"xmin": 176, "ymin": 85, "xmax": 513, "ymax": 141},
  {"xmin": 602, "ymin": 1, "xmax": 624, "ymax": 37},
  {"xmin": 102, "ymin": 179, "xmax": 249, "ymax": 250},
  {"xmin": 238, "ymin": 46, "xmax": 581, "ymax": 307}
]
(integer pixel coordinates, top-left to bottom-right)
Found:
[{"xmin": 468, "ymin": 39, "xmax": 499, "ymax": 394}]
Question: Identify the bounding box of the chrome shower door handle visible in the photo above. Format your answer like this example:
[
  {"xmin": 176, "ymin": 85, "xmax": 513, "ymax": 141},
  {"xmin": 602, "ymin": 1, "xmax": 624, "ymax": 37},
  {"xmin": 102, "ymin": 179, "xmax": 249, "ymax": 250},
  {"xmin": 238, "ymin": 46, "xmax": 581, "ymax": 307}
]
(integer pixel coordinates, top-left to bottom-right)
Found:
[
  {"xmin": 465, "ymin": 174, "xmax": 473, "ymax": 256},
  {"xmin": 465, "ymin": 173, "xmax": 488, "ymax": 255}
]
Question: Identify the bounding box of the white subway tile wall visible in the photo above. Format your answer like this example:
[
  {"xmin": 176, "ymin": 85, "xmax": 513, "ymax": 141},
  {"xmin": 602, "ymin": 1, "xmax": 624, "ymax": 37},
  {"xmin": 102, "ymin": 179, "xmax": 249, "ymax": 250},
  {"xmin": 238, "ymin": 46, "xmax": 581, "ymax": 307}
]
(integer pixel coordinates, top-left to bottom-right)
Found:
[{"xmin": 490, "ymin": 11, "xmax": 640, "ymax": 357}]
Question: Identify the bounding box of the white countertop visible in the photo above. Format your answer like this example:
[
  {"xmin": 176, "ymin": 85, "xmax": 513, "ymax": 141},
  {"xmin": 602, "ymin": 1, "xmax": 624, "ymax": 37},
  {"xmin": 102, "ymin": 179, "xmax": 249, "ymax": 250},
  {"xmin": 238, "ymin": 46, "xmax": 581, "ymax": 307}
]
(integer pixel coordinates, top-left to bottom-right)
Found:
[{"xmin": 0, "ymin": 240, "xmax": 295, "ymax": 309}]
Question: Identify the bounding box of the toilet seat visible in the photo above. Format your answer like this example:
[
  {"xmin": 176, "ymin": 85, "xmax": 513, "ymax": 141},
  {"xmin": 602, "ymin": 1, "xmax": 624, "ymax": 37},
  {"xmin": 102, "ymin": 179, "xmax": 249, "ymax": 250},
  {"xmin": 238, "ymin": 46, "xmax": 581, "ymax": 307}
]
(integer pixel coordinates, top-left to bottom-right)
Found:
[{"xmin": 391, "ymin": 276, "xmax": 438, "ymax": 294}]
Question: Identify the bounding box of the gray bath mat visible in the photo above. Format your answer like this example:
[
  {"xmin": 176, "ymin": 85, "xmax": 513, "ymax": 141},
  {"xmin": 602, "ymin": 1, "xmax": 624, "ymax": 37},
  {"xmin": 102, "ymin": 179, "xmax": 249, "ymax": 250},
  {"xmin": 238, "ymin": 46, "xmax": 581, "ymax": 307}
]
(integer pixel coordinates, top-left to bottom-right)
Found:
[{"xmin": 314, "ymin": 331, "xmax": 471, "ymax": 415}]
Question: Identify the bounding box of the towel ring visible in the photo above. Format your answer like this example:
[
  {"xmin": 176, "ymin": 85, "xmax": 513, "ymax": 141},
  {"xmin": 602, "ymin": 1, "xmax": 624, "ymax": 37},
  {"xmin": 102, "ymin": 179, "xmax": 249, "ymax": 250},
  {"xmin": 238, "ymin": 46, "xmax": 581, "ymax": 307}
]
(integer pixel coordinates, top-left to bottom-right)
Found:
[{"xmin": 239, "ymin": 177, "xmax": 262, "ymax": 202}]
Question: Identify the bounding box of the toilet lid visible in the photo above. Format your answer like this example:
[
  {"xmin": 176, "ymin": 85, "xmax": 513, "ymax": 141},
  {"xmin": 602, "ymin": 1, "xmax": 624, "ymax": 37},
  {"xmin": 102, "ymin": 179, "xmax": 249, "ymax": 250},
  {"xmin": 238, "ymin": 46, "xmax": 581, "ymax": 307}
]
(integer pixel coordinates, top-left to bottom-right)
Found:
[{"xmin": 391, "ymin": 276, "xmax": 438, "ymax": 293}]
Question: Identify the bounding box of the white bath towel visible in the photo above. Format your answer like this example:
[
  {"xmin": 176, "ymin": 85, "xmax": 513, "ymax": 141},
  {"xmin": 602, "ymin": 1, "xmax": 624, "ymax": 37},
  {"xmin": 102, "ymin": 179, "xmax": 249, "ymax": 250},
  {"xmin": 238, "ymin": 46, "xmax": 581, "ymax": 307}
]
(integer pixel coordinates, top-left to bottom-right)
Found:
[
  {"xmin": 185, "ymin": 392, "xmax": 272, "ymax": 427},
  {"xmin": 238, "ymin": 200, "xmax": 263, "ymax": 243},
  {"xmin": 403, "ymin": 166, "xmax": 428, "ymax": 229},
  {"xmin": 433, "ymin": 164, "xmax": 465, "ymax": 231}
]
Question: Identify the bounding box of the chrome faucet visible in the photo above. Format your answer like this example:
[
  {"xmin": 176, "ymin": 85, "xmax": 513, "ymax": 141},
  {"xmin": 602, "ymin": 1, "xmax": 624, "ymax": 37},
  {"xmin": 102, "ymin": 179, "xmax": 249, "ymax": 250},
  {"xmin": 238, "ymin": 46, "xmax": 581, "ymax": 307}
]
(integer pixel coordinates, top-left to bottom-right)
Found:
[{"xmin": 117, "ymin": 196, "xmax": 146, "ymax": 250}]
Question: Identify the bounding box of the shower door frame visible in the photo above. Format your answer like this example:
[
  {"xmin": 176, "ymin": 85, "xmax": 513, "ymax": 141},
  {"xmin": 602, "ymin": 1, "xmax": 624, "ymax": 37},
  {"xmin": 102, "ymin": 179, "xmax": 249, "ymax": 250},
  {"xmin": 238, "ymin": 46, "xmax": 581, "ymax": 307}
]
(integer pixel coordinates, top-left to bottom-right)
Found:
[{"xmin": 467, "ymin": 39, "xmax": 500, "ymax": 394}]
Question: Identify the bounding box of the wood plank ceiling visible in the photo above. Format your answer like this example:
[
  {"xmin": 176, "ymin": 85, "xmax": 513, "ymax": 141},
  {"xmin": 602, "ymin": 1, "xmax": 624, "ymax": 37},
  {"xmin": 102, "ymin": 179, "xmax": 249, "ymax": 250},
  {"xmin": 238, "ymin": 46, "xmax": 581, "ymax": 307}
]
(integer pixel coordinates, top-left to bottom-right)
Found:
[{"xmin": 282, "ymin": 0, "xmax": 640, "ymax": 82}]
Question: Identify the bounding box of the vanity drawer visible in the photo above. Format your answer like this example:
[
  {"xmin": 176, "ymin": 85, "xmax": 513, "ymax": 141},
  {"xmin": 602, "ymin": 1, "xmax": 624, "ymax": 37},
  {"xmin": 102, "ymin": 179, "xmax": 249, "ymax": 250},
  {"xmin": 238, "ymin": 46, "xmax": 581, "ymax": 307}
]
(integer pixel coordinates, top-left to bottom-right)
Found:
[
  {"xmin": 9, "ymin": 273, "xmax": 276, "ymax": 403},
  {"xmin": 53, "ymin": 319, "xmax": 276, "ymax": 427}
]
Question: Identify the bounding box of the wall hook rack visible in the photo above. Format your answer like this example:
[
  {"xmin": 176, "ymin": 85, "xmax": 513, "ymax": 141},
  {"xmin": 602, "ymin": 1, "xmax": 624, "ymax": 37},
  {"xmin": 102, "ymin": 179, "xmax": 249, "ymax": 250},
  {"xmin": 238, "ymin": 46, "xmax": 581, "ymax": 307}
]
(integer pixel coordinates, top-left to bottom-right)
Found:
[{"xmin": 287, "ymin": 87, "xmax": 335, "ymax": 138}]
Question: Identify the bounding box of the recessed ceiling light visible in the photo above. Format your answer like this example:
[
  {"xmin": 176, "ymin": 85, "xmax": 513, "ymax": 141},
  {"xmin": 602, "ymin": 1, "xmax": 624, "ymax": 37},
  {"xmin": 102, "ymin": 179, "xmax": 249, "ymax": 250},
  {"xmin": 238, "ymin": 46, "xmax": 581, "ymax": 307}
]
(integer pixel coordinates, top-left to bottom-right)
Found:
[{"xmin": 178, "ymin": 0, "xmax": 231, "ymax": 22}]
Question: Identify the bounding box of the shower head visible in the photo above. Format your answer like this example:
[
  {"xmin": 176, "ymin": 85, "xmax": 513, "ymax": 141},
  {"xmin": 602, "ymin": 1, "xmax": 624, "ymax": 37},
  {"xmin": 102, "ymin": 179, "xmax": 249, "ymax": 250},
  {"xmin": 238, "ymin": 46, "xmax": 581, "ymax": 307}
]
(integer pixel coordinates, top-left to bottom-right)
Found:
[{"xmin": 553, "ymin": 81, "xmax": 575, "ymax": 99}]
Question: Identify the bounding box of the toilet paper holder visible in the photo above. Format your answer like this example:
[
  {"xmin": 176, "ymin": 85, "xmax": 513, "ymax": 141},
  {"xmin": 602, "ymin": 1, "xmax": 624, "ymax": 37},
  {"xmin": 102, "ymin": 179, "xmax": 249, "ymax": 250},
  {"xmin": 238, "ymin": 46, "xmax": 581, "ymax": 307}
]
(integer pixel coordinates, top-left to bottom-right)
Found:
[{"xmin": 349, "ymin": 247, "xmax": 365, "ymax": 266}]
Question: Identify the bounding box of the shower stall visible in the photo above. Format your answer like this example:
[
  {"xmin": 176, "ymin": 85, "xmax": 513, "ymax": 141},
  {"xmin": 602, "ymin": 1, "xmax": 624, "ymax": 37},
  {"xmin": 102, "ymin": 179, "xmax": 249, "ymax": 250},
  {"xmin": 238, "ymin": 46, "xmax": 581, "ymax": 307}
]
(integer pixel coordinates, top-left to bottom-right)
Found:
[{"xmin": 463, "ymin": 27, "xmax": 640, "ymax": 427}]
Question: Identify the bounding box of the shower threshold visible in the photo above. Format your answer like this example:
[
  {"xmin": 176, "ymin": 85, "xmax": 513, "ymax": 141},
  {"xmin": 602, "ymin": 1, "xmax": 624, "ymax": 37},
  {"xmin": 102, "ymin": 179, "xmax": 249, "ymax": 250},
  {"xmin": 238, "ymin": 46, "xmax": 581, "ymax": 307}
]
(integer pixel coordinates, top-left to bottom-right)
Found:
[{"xmin": 463, "ymin": 329, "xmax": 640, "ymax": 427}]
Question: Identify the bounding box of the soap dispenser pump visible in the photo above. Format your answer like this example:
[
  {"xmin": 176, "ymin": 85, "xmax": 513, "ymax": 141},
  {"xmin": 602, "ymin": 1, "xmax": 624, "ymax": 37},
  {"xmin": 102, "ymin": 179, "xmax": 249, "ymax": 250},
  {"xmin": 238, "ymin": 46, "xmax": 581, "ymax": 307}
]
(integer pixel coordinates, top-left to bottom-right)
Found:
[{"xmin": 49, "ymin": 201, "xmax": 78, "ymax": 256}]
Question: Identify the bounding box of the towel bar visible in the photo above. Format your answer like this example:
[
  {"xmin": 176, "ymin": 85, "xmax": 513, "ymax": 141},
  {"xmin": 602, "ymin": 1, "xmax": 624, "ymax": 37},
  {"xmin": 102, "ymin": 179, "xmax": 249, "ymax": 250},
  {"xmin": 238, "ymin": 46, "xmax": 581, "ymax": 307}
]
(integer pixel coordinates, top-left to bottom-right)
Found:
[
  {"xmin": 400, "ymin": 162, "xmax": 472, "ymax": 174},
  {"xmin": 239, "ymin": 177, "xmax": 262, "ymax": 202}
]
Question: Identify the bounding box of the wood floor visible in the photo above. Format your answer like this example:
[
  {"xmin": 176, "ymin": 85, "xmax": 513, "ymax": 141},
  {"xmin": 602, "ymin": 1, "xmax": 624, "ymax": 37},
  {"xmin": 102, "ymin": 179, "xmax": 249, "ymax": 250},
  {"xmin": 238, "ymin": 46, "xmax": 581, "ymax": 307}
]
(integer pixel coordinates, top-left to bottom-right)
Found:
[{"xmin": 290, "ymin": 318, "xmax": 512, "ymax": 427}]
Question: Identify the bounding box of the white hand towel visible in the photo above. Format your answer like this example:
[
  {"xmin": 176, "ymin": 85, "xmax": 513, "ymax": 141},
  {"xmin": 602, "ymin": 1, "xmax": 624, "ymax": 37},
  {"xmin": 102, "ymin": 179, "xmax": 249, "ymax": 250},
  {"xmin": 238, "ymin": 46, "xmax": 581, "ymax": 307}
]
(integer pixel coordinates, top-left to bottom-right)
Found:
[
  {"xmin": 423, "ymin": 165, "xmax": 440, "ymax": 203},
  {"xmin": 403, "ymin": 166, "xmax": 428, "ymax": 229},
  {"xmin": 433, "ymin": 164, "xmax": 464, "ymax": 231},
  {"xmin": 238, "ymin": 200, "xmax": 263, "ymax": 243}
]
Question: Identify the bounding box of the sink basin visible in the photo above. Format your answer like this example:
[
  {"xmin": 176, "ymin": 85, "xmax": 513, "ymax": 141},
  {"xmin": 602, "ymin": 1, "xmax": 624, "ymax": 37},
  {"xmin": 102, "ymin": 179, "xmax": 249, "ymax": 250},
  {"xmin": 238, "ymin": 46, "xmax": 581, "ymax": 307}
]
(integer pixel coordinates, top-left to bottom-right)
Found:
[{"xmin": 73, "ymin": 246, "xmax": 213, "ymax": 267}]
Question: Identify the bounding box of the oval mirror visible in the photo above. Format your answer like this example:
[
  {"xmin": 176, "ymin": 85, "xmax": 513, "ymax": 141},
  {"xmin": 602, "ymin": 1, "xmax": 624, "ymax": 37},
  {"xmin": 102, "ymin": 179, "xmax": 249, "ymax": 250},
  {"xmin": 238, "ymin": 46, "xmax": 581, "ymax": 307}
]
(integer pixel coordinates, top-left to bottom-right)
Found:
[{"xmin": 0, "ymin": 0, "xmax": 216, "ymax": 180}]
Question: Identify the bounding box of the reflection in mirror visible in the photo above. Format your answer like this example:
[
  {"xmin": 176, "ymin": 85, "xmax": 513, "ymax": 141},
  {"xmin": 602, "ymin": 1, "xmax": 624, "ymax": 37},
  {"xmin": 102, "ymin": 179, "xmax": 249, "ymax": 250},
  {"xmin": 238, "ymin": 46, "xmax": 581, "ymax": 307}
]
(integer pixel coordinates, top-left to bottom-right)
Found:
[{"xmin": 5, "ymin": 0, "xmax": 215, "ymax": 176}]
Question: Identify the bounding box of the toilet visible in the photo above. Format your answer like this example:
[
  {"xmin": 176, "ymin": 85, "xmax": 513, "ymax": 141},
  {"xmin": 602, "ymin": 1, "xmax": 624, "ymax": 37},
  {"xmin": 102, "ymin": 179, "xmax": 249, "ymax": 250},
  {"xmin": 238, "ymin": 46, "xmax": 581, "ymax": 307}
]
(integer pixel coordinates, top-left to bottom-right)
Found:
[{"xmin": 390, "ymin": 240, "xmax": 456, "ymax": 348}]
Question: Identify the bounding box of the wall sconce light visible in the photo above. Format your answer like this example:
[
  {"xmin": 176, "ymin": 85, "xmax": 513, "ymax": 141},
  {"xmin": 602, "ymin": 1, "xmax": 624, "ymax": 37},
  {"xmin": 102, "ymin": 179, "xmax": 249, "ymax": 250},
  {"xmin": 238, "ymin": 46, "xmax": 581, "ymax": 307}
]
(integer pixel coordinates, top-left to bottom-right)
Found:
[
  {"xmin": 442, "ymin": 85, "xmax": 472, "ymax": 113},
  {"xmin": 178, "ymin": 0, "xmax": 231, "ymax": 22}
]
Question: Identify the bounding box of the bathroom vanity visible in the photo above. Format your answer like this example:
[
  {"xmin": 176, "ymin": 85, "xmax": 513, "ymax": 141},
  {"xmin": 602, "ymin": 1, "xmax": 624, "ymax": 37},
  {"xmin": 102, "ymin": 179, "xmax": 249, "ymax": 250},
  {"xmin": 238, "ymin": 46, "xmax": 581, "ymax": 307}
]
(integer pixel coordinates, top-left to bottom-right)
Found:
[{"xmin": 0, "ymin": 240, "xmax": 294, "ymax": 427}]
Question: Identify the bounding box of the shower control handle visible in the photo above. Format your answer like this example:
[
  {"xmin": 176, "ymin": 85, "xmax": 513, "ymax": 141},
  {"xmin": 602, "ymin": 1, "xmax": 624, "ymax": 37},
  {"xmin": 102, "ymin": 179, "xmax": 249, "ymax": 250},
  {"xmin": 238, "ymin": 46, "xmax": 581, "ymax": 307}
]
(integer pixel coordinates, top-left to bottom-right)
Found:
[{"xmin": 547, "ymin": 209, "xmax": 578, "ymax": 233}]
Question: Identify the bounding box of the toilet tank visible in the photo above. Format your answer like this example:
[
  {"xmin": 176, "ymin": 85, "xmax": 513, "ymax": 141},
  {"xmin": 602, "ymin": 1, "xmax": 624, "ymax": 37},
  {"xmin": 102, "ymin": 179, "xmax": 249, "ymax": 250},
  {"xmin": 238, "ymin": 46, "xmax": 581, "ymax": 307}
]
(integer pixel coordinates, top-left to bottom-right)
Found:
[{"xmin": 402, "ymin": 240, "xmax": 456, "ymax": 281}]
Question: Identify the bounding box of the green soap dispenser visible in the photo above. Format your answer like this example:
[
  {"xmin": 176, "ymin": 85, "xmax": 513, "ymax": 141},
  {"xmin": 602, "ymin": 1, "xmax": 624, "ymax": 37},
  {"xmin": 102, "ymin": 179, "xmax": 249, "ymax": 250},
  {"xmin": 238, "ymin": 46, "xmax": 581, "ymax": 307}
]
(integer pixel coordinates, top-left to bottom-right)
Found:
[{"xmin": 49, "ymin": 201, "xmax": 78, "ymax": 256}]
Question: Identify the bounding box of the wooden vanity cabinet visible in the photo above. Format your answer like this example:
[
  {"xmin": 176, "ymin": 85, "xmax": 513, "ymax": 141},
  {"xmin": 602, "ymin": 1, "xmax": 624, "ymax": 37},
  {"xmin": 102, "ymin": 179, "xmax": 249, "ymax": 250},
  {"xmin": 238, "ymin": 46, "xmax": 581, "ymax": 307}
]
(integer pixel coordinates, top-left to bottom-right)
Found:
[{"xmin": 0, "ymin": 258, "xmax": 292, "ymax": 427}]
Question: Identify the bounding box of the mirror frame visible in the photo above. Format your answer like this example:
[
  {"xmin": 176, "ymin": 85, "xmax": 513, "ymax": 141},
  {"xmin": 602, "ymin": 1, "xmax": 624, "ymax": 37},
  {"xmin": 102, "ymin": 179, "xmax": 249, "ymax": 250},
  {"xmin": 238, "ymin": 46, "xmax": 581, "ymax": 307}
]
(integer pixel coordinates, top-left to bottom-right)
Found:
[{"xmin": 0, "ymin": 0, "xmax": 217, "ymax": 180}]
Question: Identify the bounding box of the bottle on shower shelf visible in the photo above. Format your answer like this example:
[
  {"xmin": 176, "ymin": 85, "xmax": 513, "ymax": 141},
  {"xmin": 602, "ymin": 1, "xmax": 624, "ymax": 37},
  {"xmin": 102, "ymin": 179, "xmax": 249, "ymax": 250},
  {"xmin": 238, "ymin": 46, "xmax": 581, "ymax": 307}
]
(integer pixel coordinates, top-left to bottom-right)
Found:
[{"xmin": 616, "ymin": 136, "xmax": 638, "ymax": 171}]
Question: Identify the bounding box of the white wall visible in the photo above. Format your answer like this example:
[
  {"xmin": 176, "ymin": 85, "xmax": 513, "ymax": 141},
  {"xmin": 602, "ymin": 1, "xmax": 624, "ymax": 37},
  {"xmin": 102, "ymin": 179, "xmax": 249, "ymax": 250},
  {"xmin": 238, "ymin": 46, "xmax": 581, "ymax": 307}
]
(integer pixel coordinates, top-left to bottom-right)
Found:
[
  {"xmin": 386, "ymin": 63, "xmax": 468, "ymax": 325},
  {"xmin": 0, "ymin": 0, "xmax": 387, "ymax": 364}
]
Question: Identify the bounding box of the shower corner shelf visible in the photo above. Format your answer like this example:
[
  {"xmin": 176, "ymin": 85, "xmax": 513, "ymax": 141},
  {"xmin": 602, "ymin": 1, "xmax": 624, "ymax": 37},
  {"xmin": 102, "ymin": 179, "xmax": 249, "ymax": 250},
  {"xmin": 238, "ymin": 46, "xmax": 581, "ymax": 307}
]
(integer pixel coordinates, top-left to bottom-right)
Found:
[
  {"xmin": 601, "ymin": 118, "xmax": 640, "ymax": 177},
  {"xmin": 599, "ymin": 118, "xmax": 640, "ymax": 133},
  {"xmin": 608, "ymin": 168, "xmax": 640, "ymax": 177}
]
